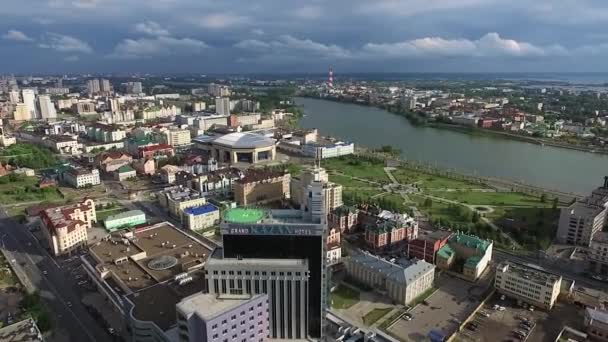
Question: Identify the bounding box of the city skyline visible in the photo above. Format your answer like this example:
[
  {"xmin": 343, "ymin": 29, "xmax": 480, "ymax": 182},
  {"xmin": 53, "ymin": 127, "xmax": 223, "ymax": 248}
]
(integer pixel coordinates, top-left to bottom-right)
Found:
[{"xmin": 3, "ymin": 1, "xmax": 608, "ymax": 73}]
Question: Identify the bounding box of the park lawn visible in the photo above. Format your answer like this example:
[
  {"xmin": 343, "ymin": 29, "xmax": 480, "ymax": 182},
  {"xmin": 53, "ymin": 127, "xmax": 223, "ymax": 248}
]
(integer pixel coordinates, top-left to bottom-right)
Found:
[
  {"xmin": 323, "ymin": 156, "xmax": 389, "ymax": 183},
  {"xmin": 392, "ymin": 168, "xmax": 488, "ymax": 191},
  {"xmin": 363, "ymin": 307, "xmax": 393, "ymax": 326},
  {"xmin": 377, "ymin": 193, "xmax": 409, "ymax": 213},
  {"xmin": 490, "ymin": 207, "xmax": 559, "ymax": 250},
  {"xmin": 331, "ymin": 285, "xmax": 360, "ymax": 309},
  {"xmin": 329, "ymin": 174, "xmax": 376, "ymax": 188},
  {"xmin": 0, "ymin": 176, "xmax": 63, "ymax": 204},
  {"xmin": 343, "ymin": 188, "xmax": 385, "ymax": 205},
  {"xmin": 432, "ymin": 191, "xmax": 547, "ymax": 207},
  {"xmin": 410, "ymin": 194, "xmax": 472, "ymax": 225}
]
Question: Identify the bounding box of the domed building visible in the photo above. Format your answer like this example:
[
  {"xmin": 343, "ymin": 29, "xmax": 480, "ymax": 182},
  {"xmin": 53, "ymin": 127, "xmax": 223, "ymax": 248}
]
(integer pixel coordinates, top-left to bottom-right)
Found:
[{"xmin": 193, "ymin": 132, "xmax": 276, "ymax": 165}]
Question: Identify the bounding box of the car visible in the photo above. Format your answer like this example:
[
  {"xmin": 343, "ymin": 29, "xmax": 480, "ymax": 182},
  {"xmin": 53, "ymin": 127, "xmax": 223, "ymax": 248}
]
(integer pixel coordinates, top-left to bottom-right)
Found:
[
  {"xmin": 498, "ymin": 306, "xmax": 506, "ymax": 311},
  {"xmin": 479, "ymin": 311, "xmax": 490, "ymax": 318},
  {"xmin": 500, "ymin": 294, "xmax": 506, "ymax": 300},
  {"xmin": 108, "ymin": 328, "xmax": 116, "ymax": 335},
  {"xmin": 493, "ymin": 304, "xmax": 500, "ymax": 310},
  {"xmin": 529, "ymin": 306, "xmax": 535, "ymax": 312},
  {"xmin": 10, "ymin": 259, "xmax": 16, "ymax": 264},
  {"xmin": 466, "ymin": 324, "xmax": 477, "ymax": 331},
  {"xmin": 403, "ymin": 316, "xmax": 412, "ymax": 321},
  {"xmin": 66, "ymin": 301, "xmax": 72, "ymax": 307},
  {"xmin": 77, "ymin": 280, "xmax": 88, "ymax": 285},
  {"xmin": 42, "ymin": 270, "xmax": 48, "ymax": 275}
]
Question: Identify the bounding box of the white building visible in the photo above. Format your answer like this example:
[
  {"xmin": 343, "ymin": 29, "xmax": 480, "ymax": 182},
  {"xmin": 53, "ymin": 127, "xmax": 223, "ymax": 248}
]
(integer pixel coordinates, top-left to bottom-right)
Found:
[
  {"xmin": 38, "ymin": 95, "xmax": 57, "ymax": 119},
  {"xmin": 87, "ymin": 79, "xmax": 100, "ymax": 94},
  {"xmin": 495, "ymin": 261, "xmax": 562, "ymax": 310},
  {"xmin": 215, "ymin": 97, "xmax": 230, "ymax": 116},
  {"xmin": 22, "ymin": 89, "xmax": 37, "ymax": 119},
  {"xmin": 183, "ymin": 204, "xmax": 220, "ymax": 230},
  {"xmin": 40, "ymin": 198, "xmax": 96, "ymax": 256},
  {"xmin": 345, "ymin": 252, "xmax": 435, "ymax": 306},
  {"xmin": 62, "ymin": 167, "xmax": 100, "ymax": 188},
  {"xmin": 589, "ymin": 232, "xmax": 608, "ymax": 275},
  {"xmin": 161, "ymin": 128, "xmax": 191, "ymax": 147},
  {"xmin": 557, "ymin": 181, "xmax": 608, "ymax": 247}
]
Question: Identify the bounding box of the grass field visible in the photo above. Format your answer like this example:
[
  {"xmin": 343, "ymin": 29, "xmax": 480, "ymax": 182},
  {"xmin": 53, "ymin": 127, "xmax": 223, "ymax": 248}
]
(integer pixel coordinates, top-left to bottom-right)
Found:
[
  {"xmin": 329, "ymin": 174, "xmax": 376, "ymax": 188},
  {"xmin": 323, "ymin": 157, "xmax": 389, "ymax": 183},
  {"xmin": 392, "ymin": 168, "xmax": 488, "ymax": 190},
  {"xmin": 331, "ymin": 285, "xmax": 360, "ymax": 309},
  {"xmin": 431, "ymin": 191, "xmax": 548, "ymax": 207},
  {"xmin": 363, "ymin": 307, "xmax": 392, "ymax": 326},
  {"xmin": 0, "ymin": 175, "xmax": 62, "ymax": 204}
]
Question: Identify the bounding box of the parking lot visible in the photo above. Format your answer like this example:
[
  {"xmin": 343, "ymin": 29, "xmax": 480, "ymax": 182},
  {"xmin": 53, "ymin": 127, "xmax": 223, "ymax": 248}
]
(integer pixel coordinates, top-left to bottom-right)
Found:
[
  {"xmin": 455, "ymin": 293, "xmax": 586, "ymax": 342},
  {"xmin": 387, "ymin": 272, "xmax": 492, "ymax": 342}
]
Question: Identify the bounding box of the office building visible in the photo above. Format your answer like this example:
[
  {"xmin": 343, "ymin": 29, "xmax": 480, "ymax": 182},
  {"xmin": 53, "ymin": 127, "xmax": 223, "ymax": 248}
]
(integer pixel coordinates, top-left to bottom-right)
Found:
[
  {"xmin": 176, "ymin": 292, "xmax": 269, "ymax": 342},
  {"xmin": 103, "ymin": 210, "xmax": 146, "ymax": 232},
  {"xmin": 183, "ymin": 204, "xmax": 220, "ymax": 231},
  {"xmin": 38, "ymin": 95, "xmax": 57, "ymax": 119},
  {"xmin": 233, "ymin": 169, "xmax": 290, "ymax": 206},
  {"xmin": 22, "ymin": 89, "xmax": 37, "ymax": 119},
  {"xmin": 158, "ymin": 186, "xmax": 207, "ymax": 221},
  {"xmin": 40, "ymin": 198, "xmax": 96, "ymax": 256},
  {"xmin": 220, "ymin": 207, "xmax": 327, "ymax": 338},
  {"xmin": 361, "ymin": 210, "xmax": 418, "ymax": 251},
  {"xmin": 495, "ymin": 261, "xmax": 562, "ymax": 310},
  {"xmin": 193, "ymin": 114, "xmax": 229, "ymax": 131},
  {"xmin": 589, "ymin": 232, "xmax": 608, "ymax": 275},
  {"xmin": 585, "ymin": 308, "xmax": 608, "ymax": 342},
  {"xmin": 205, "ymin": 253, "xmax": 309, "ymax": 340},
  {"xmin": 215, "ymin": 97, "xmax": 230, "ymax": 116},
  {"xmin": 435, "ymin": 233, "xmax": 493, "ymax": 281},
  {"xmin": 292, "ymin": 167, "xmax": 343, "ymax": 214},
  {"xmin": 115, "ymin": 165, "xmax": 136, "ymax": 181},
  {"xmin": 60, "ymin": 167, "xmax": 100, "ymax": 188},
  {"xmin": 87, "ymin": 79, "xmax": 100, "ymax": 94},
  {"xmin": 162, "ymin": 129, "xmax": 192, "ymax": 147},
  {"xmin": 345, "ymin": 252, "xmax": 435, "ymax": 306}
]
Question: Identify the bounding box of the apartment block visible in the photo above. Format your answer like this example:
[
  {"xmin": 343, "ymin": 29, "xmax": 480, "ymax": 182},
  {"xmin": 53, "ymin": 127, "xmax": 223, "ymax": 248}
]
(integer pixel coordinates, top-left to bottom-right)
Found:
[
  {"xmin": 495, "ymin": 261, "xmax": 562, "ymax": 310},
  {"xmin": 233, "ymin": 169, "xmax": 290, "ymax": 206},
  {"xmin": 61, "ymin": 167, "xmax": 100, "ymax": 188},
  {"xmin": 40, "ymin": 198, "xmax": 96, "ymax": 256},
  {"xmin": 158, "ymin": 186, "xmax": 207, "ymax": 221}
]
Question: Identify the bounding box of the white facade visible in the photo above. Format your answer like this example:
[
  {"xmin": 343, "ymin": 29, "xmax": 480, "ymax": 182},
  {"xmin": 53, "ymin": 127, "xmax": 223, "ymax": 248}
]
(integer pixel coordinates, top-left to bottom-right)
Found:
[
  {"xmin": 162, "ymin": 129, "xmax": 191, "ymax": 147},
  {"xmin": 22, "ymin": 89, "xmax": 37, "ymax": 119},
  {"xmin": 63, "ymin": 168, "xmax": 100, "ymax": 188},
  {"xmin": 495, "ymin": 261, "xmax": 562, "ymax": 310},
  {"xmin": 38, "ymin": 95, "xmax": 57, "ymax": 119},
  {"xmin": 183, "ymin": 205, "xmax": 220, "ymax": 230},
  {"xmin": 215, "ymin": 97, "xmax": 230, "ymax": 116}
]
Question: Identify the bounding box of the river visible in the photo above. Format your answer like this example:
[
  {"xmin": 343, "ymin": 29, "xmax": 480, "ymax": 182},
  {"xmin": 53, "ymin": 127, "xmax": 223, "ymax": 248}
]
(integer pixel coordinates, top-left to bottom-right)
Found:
[{"xmin": 295, "ymin": 97, "xmax": 608, "ymax": 194}]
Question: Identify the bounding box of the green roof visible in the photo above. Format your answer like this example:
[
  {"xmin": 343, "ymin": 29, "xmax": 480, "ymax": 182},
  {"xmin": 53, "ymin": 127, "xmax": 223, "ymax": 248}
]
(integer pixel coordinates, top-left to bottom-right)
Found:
[
  {"xmin": 451, "ymin": 233, "xmax": 491, "ymax": 252},
  {"xmin": 128, "ymin": 137, "xmax": 153, "ymax": 146},
  {"xmin": 437, "ymin": 244, "xmax": 455, "ymax": 259},
  {"xmin": 224, "ymin": 208, "xmax": 266, "ymax": 224},
  {"xmin": 464, "ymin": 255, "xmax": 483, "ymax": 269},
  {"xmin": 117, "ymin": 165, "xmax": 135, "ymax": 173}
]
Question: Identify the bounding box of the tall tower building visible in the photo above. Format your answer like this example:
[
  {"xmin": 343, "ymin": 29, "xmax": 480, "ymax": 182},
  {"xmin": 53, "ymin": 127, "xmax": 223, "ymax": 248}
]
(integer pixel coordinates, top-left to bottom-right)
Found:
[
  {"xmin": 38, "ymin": 95, "xmax": 57, "ymax": 119},
  {"xmin": 21, "ymin": 89, "xmax": 37, "ymax": 119},
  {"xmin": 100, "ymin": 79, "xmax": 111, "ymax": 93},
  {"xmin": 8, "ymin": 90, "xmax": 20, "ymax": 104},
  {"xmin": 328, "ymin": 66, "xmax": 333, "ymax": 88},
  {"xmin": 215, "ymin": 97, "xmax": 230, "ymax": 116},
  {"xmin": 13, "ymin": 103, "xmax": 31, "ymax": 121},
  {"xmin": 87, "ymin": 79, "xmax": 100, "ymax": 94}
]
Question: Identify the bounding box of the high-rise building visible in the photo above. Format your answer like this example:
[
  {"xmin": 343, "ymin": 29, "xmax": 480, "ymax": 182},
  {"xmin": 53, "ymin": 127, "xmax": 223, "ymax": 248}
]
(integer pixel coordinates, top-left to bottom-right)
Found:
[
  {"xmin": 205, "ymin": 255, "xmax": 309, "ymax": 340},
  {"xmin": 126, "ymin": 82, "xmax": 143, "ymax": 94},
  {"xmin": 100, "ymin": 79, "xmax": 111, "ymax": 93},
  {"xmin": 38, "ymin": 95, "xmax": 57, "ymax": 119},
  {"xmin": 208, "ymin": 83, "xmax": 231, "ymax": 97},
  {"xmin": 21, "ymin": 89, "xmax": 37, "ymax": 119},
  {"xmin": 87, "ymin": 79, "xmax": 100, "ymax": 94},
  {"xmin": 13, "ymin": 103, "xmax": 31, "ymax": 121},
  {"xmin": 8, "ymin": 90, "xmax": 20, "ymax": 104},
  {"xmin": 220, "ymin": 207, "xmax": 328, "ymax": 339},
  {"xmin": 215, "ymin": 97, "xmax": 230, "ymax": 116},
  {"xmin": 495, "ymin": 261, "xmax": 562, "ymax": 310},
  {"xmin": 109, "ymin": 98, "xmax": 121, "ymax": 113},
  {"xmin": 292, "ymin": 167, "xmax": 343, "ymax": 215}
]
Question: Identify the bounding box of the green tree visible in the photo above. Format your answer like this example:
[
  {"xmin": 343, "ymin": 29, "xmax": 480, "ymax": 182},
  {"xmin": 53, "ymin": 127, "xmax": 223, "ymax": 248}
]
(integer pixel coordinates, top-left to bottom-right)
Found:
[
  {"xmin": 423, "ymin": 198, "xmax": 433, "ymax": 208},
  {"xmin": 552, "ymin": 197, "xmax": 559, "ymax": 210},
  {"xmin": 540, "ymin": 193, "xmax": 547, "ymax": 203}
]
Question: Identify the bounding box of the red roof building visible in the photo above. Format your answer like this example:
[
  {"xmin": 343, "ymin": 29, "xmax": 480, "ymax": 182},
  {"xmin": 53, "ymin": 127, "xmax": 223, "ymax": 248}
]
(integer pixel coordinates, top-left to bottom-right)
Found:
[{"xmin": 138, "ymin": 144, "xmax": 175, "ymax": 159}]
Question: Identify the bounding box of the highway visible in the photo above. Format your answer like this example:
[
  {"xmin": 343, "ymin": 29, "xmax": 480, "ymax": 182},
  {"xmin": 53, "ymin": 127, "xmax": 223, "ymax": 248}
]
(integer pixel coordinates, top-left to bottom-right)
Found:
[{"xmin": 0, "ymin": 207, "xmax": 112, "ymax": 342}]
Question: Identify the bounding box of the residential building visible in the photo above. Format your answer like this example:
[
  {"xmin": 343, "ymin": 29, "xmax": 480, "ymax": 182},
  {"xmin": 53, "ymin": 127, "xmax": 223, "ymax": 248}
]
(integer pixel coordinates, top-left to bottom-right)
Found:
[
  {"xmin": 115, "ymin": 165, "xmax": 136, "ymax": 181},
  {"xmin": 327, "ymin": 227, "xmax": 341, "ymax": 265},
  {"xmin": 192, "ymin": 101, "xmax": 206, "ymax": 112},
  {"xmin": 584, "ymin": 308, "xmax": 608, "ymax": 342},
  {"xmin": 86, "ymin": 123, "xmax": 126, "ymax": 142},
  {"xmin": 0, "ymin": 317, "xmax": 44, "ymax": 342},
  {"xmin": 139, "ymin": 144, "xmax": 175, "ymax": 160},
  {"xmin": 215, "ymin": 97, "xmax": 230, "ymax": 116},
  {"xmin": 345, "ymin": 252, "xmax": 435, "ymax": 306},
  {"xmin": 87, "ymin": 79, "xmax": 100, "ymax": 94},
  {"xmin": 362, "ymin": 210, "xmax": 418, "ymax": 251},
  {"xmin": 96, "ymin": 151, "xmax": 133, "ymax": 173},
  {"xmin": 40, "ymin": 198, "xmax": 96, "ymax": 256},
  {"xmin": 158, "ymin": 186, "xmax": 207, "ymax": 221},
  {"xmin": 192, "ymin": 168, "xmax": 241, "ymax": 197},
  {"xmin": 8, "ymin": 90, "xmax": 20, "ymax": 104},
  {"xmin": 141, "ymin": 105, "xmax": 181, "ymax": 120},
  {"xmin": 329, "ymin": 206, "xmax": 358, "ymax": 233},
  {"xmin": 234, "ymin": 169, "xmax": 290, "ymax": 206},
  {"xmin": 435, "ymin": 233, "xmax": 493, "ymax": 280},
  {"xmin": 229, "ymin": 113, "xmax": 260, "ymax": 127},
  {"xmin": 161, "ymin": 128, "xmax": 191, "ymax": 147},
  {"xmin": 13, "ymin": 103, "xmax": 31, "ymax": 121},
  {"xmin": 220, "ymin": 207, "xmax": 328, "ymax": 338},
  {"xmin": 103, "ymin": 210, "xmax": 146, "ymax": 232},
  {"xmin": 38, "ymin": 95, "xmax": 57, "ymax": 119},
  {"xmin": 407, "ymin": 230, "xmax": 452, "ymax": 263},
  {"xmin": 192, "ymin": 114, "xmax": 229, "ymax": 131},
  {"xmin": 43, "ymin": 135, "xmax": 81, "ymax": 154},
  {"xmin": 100, "ymin": 79, "xmax": 111, "ymax": 93},
  {"xmin": 205, "ymin": 254, "xmax": 309, "ymax": 340},
  {"xmin": 61, "ymin": 167, "xmax": 100, "ymax": 188},
  {"xmin": 126, "ymin": 81, "xmax": 142, "ymax": 94},
  {"xmin": 160, "ymin": 165, "xmax": 181, "ymax": 184},
  {"xmin": 208, "ymin": 84, "xmax": 230, "ymax": 97},
  {"xmin": 495, "ymin": 261, "xmax": 562, "ymax": 310},
  {"xmin": 589, "ymin": 231, "xmax": 608, "ymax": 275},
  {"xmin": 183, "ymin": 204, "xmax": 220, "ymax": 231},
  {"xmin": 175, "ymin": 292, "xmax": 269, "ymax": 342},
  {"xmin": 292, "ymin": 167, "xmax": 343, "ymax": 214},
  {"xmin": 557, "ymin": 179, "xmax": 608, "ymax": 246},
  {"xmin": 181, "ymin": 155, "xmax": 218, "ymax": 175},
  {"xmin": 22, "ymin": 89, "xmax": 37, "ymax": 119},
  {"xmin": 133, "ymin": 158, "xmax": 155, "ymax": 175},
  {"xmin": 76, "ymin": 102, "xmax": 96, "ymax": 115}
]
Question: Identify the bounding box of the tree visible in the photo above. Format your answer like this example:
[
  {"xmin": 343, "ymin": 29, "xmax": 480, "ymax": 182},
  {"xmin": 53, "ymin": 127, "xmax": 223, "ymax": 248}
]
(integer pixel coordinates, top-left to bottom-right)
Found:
[
  {"xmin": 423, "ymin": 198, "xmax": 433, "ymax": 208},
  {"xmin": 540, "ymin": 193, "xmax": 547, "ymax": 203}
]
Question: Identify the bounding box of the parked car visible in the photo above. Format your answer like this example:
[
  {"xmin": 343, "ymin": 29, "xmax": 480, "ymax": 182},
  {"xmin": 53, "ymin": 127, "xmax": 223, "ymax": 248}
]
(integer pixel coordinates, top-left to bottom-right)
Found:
[{"xmin": 500, "ymin": 294, "xmax": 506, "ymax": 300}]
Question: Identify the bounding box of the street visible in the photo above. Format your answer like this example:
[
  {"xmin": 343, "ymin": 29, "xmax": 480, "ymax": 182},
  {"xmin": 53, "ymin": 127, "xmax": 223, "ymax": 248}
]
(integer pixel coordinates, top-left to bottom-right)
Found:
[{"xmin": 0, "ymin": 207, "xmax": 113, "ymax": 342}]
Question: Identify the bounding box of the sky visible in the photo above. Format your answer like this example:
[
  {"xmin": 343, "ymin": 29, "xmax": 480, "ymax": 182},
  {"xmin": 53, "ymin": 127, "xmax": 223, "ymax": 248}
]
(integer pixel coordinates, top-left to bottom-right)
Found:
[{"xmin": 3, "ymin": 0, "xmax": 608, "ymax": 74}]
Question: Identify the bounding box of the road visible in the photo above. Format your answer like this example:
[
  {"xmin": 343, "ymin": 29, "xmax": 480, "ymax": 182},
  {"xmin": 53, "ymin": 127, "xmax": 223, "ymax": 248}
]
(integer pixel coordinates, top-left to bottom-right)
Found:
[{"xmin": 0, "ymin": 207, "xmax": 112, "ymax": 342}]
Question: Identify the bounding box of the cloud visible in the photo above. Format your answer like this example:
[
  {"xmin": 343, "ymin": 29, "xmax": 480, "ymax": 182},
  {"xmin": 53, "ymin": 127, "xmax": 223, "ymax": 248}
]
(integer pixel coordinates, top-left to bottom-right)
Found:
[
  {"xmin": 362, "ymin": 33, "xmax": 567, "ymax": 58},
  {"xmin": 38, "ymin": 33, "xmax": 93, "ymax": 53},
  {"xmin": 235, "ymin": 35, "xmax": 351, "ymax": 59},
  {"xmin": 2, "ymin": 29, "xmax": 34, "ymax": 42},
  {"xmin": 197, "ymin": 13, "xmax": 249, "ymax": 29},
  {"xmin": 48, "ymin": 0, "xmax": 102, "ymax": 9},
  {"xmin": 357, "ymin": 0, "xmax": 493, "ymax": 16},
  {"xmin": 109, "ymin": 36, "xmax": 209, "ymax": 59},
  {"xmin": 251, "ymin": 28, "xmax": 265, "ymax": 36},
  {"xmin": 134, "ymin": 21, "xmax": 170, "ymax": 36},
  {"xmin": 293, "ymin": 6, "xmax": 322, "ymax": 20},
  {"xmin": 64, "ymin": 55, "xmax": 80, "ymax": 62}
]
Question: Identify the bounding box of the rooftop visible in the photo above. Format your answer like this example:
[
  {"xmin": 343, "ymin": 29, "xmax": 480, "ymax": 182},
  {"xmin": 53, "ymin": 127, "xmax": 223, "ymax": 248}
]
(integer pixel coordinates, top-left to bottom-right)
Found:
[
  {"xmin": 450, "ymin": 233, "xmax": 492, "ymax": 252},
  {"xmin": 177, "ymin": 293, "xmax": 267, "ymax": 322},
  {"xmin": 40, "ymin": 198, "xmax": 94, "ymax": 234},
  {"xmin": 183, "ymin": 204, "xmax": 219, "ymax": 216},
  {"xmin": 586, "ymin": 308, "xmax": 608, "ymax": 324},
  {"xmin": 160, "ymin": 186, "xmax": 203, "ymax": 202},
  {"xmin": 348, "ymin": 252, "xmax": 435, "ymax": 285},
  {"xmin": 105, "ymin": 210, "xmax": 145, "ymax": 221},
  {"xmin": 224, "ymin": 208, "xmax": 267, "ymax": 224},
  {"xmin": 593, "ymin": 231, "xmax": 608, "ymax": 244},
  {"xmin": 117, "ymin": 165, "xmax": 135, "ymax": 173},
  {"xmin": 212, "ymin": 132, "xmax": 276, "ymax": 149},
  {"xmin": 238, "ymin": 168, "xmax": 288, "ymax": 184},
  {"xmin": 497, "ymin": 261, "xmax": 562, "ymax": 286},
  {"xmin": 0, "ymin": 318, "xmax": 43, "ymax": 342}
]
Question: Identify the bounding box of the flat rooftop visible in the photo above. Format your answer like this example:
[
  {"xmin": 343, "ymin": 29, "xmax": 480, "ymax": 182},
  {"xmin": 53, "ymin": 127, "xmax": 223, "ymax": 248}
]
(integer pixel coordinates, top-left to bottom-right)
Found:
[
  {"xmin": 497, "ymin": 261, "xmax": 562, "ymax": 286},
  {"xmin": 89, "ymin": 222, "xmax": 212, "ymax": 292},
  {"xmin": 0, "ymin": 318, "xmax": 42, "ymax": 342},
  {"xmin": 177, "ymin": 293, "xmax": 266, "ymax": 322},
  {"xmin": 349, "ymin": 252, "xmax": 435, "ymax": 285}
]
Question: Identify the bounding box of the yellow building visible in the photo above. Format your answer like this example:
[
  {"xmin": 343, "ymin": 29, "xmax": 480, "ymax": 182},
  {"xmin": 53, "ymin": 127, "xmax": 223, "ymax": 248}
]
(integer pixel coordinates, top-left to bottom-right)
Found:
[
  {"xmin": 495, "ymin": 261, "xmax": 562, "ymax": 310},
  {"xmin": 234, "ymin": 169, "xmax": 290, "ymax": 206}
]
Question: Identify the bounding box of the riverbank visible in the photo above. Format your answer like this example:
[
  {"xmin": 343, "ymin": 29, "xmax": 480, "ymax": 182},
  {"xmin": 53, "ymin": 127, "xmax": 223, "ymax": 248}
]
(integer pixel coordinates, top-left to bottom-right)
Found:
[{"xmin": 299, "ymin": 94, "xmax": 608, "ymax": 156}]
